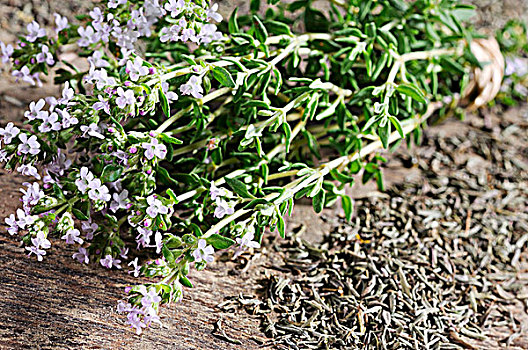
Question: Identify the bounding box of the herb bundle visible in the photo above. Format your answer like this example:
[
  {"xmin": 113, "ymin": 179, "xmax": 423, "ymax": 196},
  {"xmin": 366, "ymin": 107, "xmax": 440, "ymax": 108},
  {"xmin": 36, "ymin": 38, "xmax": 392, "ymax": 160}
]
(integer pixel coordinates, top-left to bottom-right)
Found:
[{"xmin": 0, "ymin": 0, "xmax": 498, "ymax": 333}]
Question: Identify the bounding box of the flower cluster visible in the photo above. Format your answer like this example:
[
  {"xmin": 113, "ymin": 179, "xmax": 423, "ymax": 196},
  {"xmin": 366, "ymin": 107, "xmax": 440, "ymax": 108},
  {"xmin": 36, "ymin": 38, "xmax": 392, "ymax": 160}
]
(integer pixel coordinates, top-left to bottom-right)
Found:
[{"xmin": 0, "ymin": 0, "xmax": 508, "ymax": 336}]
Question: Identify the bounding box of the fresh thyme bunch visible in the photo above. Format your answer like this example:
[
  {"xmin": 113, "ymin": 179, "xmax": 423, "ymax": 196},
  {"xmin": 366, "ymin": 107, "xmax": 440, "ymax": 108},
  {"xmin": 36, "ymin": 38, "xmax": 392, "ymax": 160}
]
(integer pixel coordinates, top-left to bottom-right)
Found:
[{"xmin": 0, "ymin": 0, "xmax": 491, "ymax": 333}]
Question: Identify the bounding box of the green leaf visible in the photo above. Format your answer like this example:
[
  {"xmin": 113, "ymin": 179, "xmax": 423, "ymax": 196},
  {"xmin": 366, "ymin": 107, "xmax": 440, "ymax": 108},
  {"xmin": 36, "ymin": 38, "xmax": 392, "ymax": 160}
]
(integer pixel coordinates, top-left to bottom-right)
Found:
[
  {"xmin": 378, "ymin": 123, "xmax": 391, "ymax": 149},
  {"xmin": 252, "ymin": 15, "xmax": 268, "ymax": 43},
  {"xmin": 389, "ymin": 116, "xmax": 404, "ymax": 138},
  {"xmin": 206, "ymin": 233, "xmax": 236, "ymax": 249},
  {"xmin": 101, "ymin": 165, "xmax": 123, "ymax": 183},
  {"xmin": 159, "ymin": 88, "xmax": 170, "ymax": 117},
  {"xmin": 159, "ymin": 133, "xmax": 183, "ymax": 145},
  {"xmin": 277, "ymin": 214, "xmax": 285, "ymax": 238},
  {"xmin": 312, "ymin": 190, "xmax": 325, "ymax": 213},
  {"xmin": 225, "ymin": 177, "xmax": 255, "ymax": 199},
  {"xmin": 72, "ymin": 208, "xmax": 89, "ymax": 221},
  {"xmin": 396, "ymin": 83, "xmax": 427, "ymax": 104},
  {"xmin": 264, "ymin": 20, "xmax": 292, "ymax": 36},
  {"xmin": 179, "ymin": 275, "xmax": 194, "ymax": 288},
  {"xmin": 162, "ymin": 245, "xmax": 175, "ymax": 263},
  {"xmin": 157, "ymin": 166, "xmax": 178, "ymax": 185},
  {"xmin": 211, "ymin": 66, "xmax": 236, "ymax": 88},
  {"xmin": 228, "ymin": 8, "xmax": 239, "ymax": 34},
  {"xmin": 341, "ymin": 195, "xmax": 353, "ymax": 221}
]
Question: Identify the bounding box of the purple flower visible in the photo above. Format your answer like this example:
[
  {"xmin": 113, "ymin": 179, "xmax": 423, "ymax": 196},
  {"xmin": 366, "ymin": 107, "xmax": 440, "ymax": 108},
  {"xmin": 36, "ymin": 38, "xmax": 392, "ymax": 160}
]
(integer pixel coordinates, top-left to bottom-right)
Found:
[
  {"xmin": 159, "ymin": 24, "xmax": 182, "ymax": 42},
  {"xmin": 78, "ymin": 26, "xmax": 99, "ymax": 47},
  {"xmin": 0, "ymin": 122, "xmax": 20, "ymax": 144},
  {"xmin": 126, "ymin": 57, "xmax": 149, "ymax": 81},
  {"xmin": 59, "ymin": 82, "xmax": 74, "ymax": 105},
  {"xmin": 110, "ymin": 189, "xmax": 129, "ymax": 212},
  {"xmin": 179, "ymin": 75, "xmax": 203, "ymax": 98},
  {"xmin": 88, "ymin": 179, "xmax": 111, "ymax": 202},
  {"xmin": 17, "ymin": 134, "xmax": 41, "ymax": 155},
  {"xmin": 17, "ymin": 164, "xmax": 41, "ymax": 180},
  {"xmin": 234, "ymin": 230, "xmax": 261, "ymax": 258},
  {"xmin": 86, "ymin": 68, "xmax": 117, "ymax": 90},
  {"xmin": 80, "ymin": 123, "xmax": 105, "ymax": 139},
  {"xmin": 206, "ymin": 3, "xmax": 223, "ymax": 22},
  {"xmin": 24, "ymin": 99, "xmax": 46, "ymax": 121},
  {"xmin": 5, "ymin": 214, "xmax": 18, "ymax": 235},
  {"xmin": 73, "ymin": 247, "xmax": 89, "ymax": 264},
  {"xmin": 89, "ymin": 7, "xmax": 104, "ymax": 24},
  {"xmin": 38, "ymin": 112, "xmax": 62, "ymax": 133},
  {"xmin": 58, "ymin": 109, "xmax": 78, "ymax": 128},
  {"xmin": 20, "ymin": 182, "xmax": 44, "ymax": 208},
  {"xmin": 54, "ymin": 13, "xmax": 69, "ymax": 33},
  {"xmin": 88, "ymin": 51, "xmax": 110, "ymax": 69},
  {"xmin": 82, "ymin": 220, "xmax": 98, "ymax": 240},
  {"xmin": 165, "ymin": 0, "xmax": 185, "ymax": 17},
  {"xmin": 120, "ymin": 247, "xmax": 129, "ymax": 259},
  {"xmin": 198, "ymin": 24, "xmax": 222, "ymax": 44},
  {"xmin": 214, "ymin": 198, "xmax": 234, "ymax": 219},
  {"xmin": 108, "ymin": 0, "xmax": 127, "ymax": 8},
  {"xmin": 75, "ymin": 167, "xmax": 95, "ymax": 193},
  {"xmin": 26, "ymin": 231, "xmax": 51, "ymax": 261},
  {"xmin": 26, "ymin": 21, "xmax": 46, "ymax": 42},
  {"xmin": 136, "ymin": 227, "xmax": 152, "ymax": 249},
  {"xmin": 36, "ymin": 45, "xmax": 54, "ymax": 65},
  {"xmin": 12, "ymin": 66, "xmax": 36, "ymax": 85},
  {"xmin": 161, "ymin": 82, "xmax": 178, "ymax": 101},
  {"xmin": 128, "ymin": 257, "xmax": 141, "ymax": 277},
  {"xmin": 0, "ymin": 41, "xmax": 14, "ymax": 63},
  {"xmin": 146, "ymin": 195, "xmax": 169, "ymax": 218},
  {"xmin": 141, "ymin": 287, "xmax": 161, "ymax": 308},
  {"xmin": 141, "ymin": 138, "xmax": 167, "ymax": 160},
  {"xmin": 210, "ymin": 183, "xmax": 227, "ymax": 200},
  {"xmin": 100, "ymin": 254, "xmax": 122, "ymax": 269},
  {"xmin": 93, "ymin": 94, "xmax": 112, "ymax": 114},
  {"xmin": 116, "ymin": 87, "xmax": 136, "ymax": 108},
  {"xmin": 193, "ymin": 239, "xmax": 214, "ymax": 263},
  {"xmin": 62, "ymin": 228, "xmax": 84, "ymax": 244}
]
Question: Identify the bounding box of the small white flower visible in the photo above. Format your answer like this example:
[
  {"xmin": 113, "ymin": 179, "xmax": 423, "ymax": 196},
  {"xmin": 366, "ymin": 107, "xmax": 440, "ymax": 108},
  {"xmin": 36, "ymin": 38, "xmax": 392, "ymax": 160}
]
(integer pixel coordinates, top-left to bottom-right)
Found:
[
  {"xmin": 73, "ymin": 247, "xmax": 89, "ymax": 264},
  {"xmin": 146, "ymin": 195, "xmax": 169, "ymax": 218},
  {"xmin": 24, "ymin": 99, "xmax": 46, "ymax": 121},
  {"xmin": 210, "ymin": 182, "xmax": 227, "ymax": 200},
  {"xmin": 88, "ymin": 51, "xmax": 110, "ymax": 68},
  {"xmin": 16, "ymin": 208, "xmax": 35, "ymax": 229},
  {"xmin": 141, "ymin": 138, "xmax": 167, "ymax": 160},
  {"xmin": 58, "ymin": 109, "xmax": 78, "ymax": 128},
  {"xmin": 26, "ymin": 21, "xmax": 46, "ymax": 42},
  {"xmin": 88, "ymin": 178, "xmax": 111, "ymax": 202},
  {"xmin": 80, "ymin": 123, "xmax": 105, "ymax": 139},
  {"xmin": 180, "ymin": 75, "xmax": 203, "ymax": 98},
  {"xmin": 17, "ymin": 134, "xmax": 41, "ymax": 155},
  {"xmin": 165, "ymin": 0, "xmax": 185, "ymax": 17},
  {"xmin": 54, "ymin": 13, "xmax": 69, "ymax": 32},
  {"xmin": 62, "ymin": 228, "xmax": 84, "ymax": 244},
  {"xmin": 126, "ymin": 57, "xmax": 149, "ymax": 81},
  {"xmin": 36, "ymin": 45, "xmax": 54, "ymax": 65},
  {"xmin": 214, "ymin": 198, "xmax": 234, "ymax": 219},
  {"xmin": 17, "ymin": 164, "xmax": 41, "ymax": 180},
  {"xmin": 110, "ymin": 189, "xmax": 129, "ymax": 212},
  {"xmin": 206, "ymin": 3, "xmax": 223, "ymax": 22},
  {"xmin": 128, "ymin": 257, "xmax": 141, "ymax": 277},
  {"xmin": 0, "ymin": 41, "xmax": 14, "ymax": 63},
  {"xmin": 5, "ymin": 213, "xmax": 18, "ymax": 235},
  {"xmin": 75, "ymin": 167, "xmax": 95, "ymax": 193},
  {"xmin": 193, "ymin": 239, "xmax": 214, "ymax": 263},
  {"xmin": 38, "ymin": 112, "xmax": 62, "ymax": 133},
  {"xmin": 0, "ymin": 122, "xmax": 20, "ymax": 144},
  {"xmin": 116, "ymin": 87, "xmax": 136, "ymax": 108}
]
